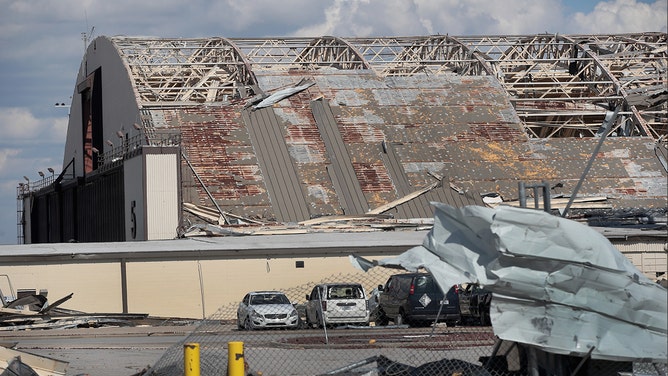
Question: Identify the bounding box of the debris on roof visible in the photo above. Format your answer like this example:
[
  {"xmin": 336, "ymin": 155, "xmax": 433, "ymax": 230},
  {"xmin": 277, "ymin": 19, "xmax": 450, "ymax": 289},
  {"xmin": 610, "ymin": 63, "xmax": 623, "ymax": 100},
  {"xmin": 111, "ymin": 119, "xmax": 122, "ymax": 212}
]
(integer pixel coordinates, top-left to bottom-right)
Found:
[
  {"xmin": 252, "ymin": 79, "xmax": 315, "ymax": 109},
  {"xmin": 351, "ymin": 202, "xmax": 668, "ymax": 362}
]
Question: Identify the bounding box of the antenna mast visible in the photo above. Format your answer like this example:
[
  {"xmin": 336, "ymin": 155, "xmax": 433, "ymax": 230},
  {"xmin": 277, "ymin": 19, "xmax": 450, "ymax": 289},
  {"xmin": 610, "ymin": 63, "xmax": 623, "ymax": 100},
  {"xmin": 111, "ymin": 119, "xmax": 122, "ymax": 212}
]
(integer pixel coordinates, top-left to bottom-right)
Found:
[{"xmin": 81, "ymin": 10, "xmax": 95, "ymax": 52}]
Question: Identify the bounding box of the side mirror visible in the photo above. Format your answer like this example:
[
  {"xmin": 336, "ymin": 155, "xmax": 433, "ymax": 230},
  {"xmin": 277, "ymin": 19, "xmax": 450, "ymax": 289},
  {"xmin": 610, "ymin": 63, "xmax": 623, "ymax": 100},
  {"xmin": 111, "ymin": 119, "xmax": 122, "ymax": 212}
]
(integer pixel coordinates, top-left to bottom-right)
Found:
[{"xmin": 377, "ymin": 285, "xmax": 384, "ymax": 292}]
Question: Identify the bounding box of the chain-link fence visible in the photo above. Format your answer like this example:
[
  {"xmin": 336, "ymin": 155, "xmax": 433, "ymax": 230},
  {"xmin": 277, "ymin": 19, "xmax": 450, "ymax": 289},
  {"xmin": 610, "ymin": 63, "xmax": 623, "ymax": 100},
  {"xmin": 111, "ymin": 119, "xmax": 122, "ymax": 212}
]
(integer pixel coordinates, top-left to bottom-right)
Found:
[{"xmin": 143, "ymin": 268, "xmax": 666, "ymax": 376}]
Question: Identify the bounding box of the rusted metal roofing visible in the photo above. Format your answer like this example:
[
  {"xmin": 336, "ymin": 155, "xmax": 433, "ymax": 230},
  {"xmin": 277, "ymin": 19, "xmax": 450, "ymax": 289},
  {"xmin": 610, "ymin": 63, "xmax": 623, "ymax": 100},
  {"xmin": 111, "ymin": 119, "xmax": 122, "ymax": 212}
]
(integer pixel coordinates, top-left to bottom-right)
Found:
[
  {"xmin": 149, "ymin": 67, "xmax": 666, "ymax": 229},
  {"xmin": 101, "ymin": 34, "xmax": 667, "ymax": 230}
]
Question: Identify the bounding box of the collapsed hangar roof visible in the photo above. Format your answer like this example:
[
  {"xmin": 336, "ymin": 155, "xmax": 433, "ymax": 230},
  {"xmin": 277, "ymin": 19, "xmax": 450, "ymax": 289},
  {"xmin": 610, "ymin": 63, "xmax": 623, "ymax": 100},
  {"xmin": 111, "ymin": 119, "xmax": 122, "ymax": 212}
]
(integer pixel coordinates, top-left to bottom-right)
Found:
[{"xmin": 90, "ymin": 33, "xmax": 667, "ymax": 232}]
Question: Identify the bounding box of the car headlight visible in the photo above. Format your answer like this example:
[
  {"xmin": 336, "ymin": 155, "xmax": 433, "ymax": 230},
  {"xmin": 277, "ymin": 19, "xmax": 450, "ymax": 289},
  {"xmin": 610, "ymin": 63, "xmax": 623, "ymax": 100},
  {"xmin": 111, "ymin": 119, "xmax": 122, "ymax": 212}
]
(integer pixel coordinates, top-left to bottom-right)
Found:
[
  {"xmin": 290, "ymin": 309, "xmax": 298, "ymax": 318},
  {"xmin": 250, "ymin": 309, "xmax": 262, "ymax": 319}
]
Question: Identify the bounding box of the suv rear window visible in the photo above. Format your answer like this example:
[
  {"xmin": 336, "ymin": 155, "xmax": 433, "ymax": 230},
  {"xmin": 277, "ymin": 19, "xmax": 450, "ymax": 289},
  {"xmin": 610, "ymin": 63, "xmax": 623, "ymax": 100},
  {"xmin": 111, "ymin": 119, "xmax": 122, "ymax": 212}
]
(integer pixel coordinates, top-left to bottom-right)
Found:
[
  {"xmin": 414, "ymin": 276, "xmax": 429, "ymax": 288},
  {"xmin": 327, "ymin": 285, "xmax": 363, "ymax": 299}
]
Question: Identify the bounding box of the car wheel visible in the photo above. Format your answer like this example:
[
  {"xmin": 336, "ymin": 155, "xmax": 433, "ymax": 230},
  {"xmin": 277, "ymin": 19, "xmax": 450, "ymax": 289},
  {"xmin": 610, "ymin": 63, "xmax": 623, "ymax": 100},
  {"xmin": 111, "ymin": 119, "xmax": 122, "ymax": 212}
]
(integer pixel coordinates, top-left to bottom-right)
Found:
[
  {"xmin": 398, "ymin": 309, "xmax": 412, "ymax": 326},
  {"xmin": 306, "ymin": 312, "xmax": 317, "ymax": 329},
  {"xmin": 480, "ymin": 307, "xmax": 491, "ymax": 326},
  {"xmin": 316, "ymin": 313, "xmax": 325, "ymax": 329},
  {"xmin": 414, "ymin": 320, "xmax": 431, "ymax": 328},
  {"xmin": 243, "ymin": 317, "xmax": 254, "ymax": 331},
  {"xmin": 375, "ymin": 307, "xmax": 389, "ymax": 326}
]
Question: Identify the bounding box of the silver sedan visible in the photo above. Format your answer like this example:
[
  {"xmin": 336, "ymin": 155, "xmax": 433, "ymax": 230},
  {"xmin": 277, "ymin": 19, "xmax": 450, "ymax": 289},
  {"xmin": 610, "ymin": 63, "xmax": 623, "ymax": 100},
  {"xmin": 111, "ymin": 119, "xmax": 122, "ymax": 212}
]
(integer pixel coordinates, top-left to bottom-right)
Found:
[{"xmin": 237, "ymin": 291, "xmax": 300, "ymax": 330}]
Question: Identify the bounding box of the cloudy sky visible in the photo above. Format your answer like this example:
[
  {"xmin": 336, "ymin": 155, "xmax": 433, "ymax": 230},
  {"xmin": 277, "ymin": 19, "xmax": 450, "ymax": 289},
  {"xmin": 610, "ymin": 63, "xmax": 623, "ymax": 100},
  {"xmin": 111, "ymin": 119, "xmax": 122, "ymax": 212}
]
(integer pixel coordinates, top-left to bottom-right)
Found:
[{"xmin": 0, "ymin": 0, "xmax": 666, "ymax": 245}]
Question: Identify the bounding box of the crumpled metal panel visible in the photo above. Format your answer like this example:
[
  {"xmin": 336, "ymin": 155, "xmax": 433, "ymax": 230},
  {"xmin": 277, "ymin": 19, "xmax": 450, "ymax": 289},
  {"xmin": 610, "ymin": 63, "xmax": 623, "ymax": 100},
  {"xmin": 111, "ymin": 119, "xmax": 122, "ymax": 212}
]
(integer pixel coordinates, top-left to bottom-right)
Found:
[{"xmin": 352, "ymin": 203, "xmax": 668, "ymax": 362}]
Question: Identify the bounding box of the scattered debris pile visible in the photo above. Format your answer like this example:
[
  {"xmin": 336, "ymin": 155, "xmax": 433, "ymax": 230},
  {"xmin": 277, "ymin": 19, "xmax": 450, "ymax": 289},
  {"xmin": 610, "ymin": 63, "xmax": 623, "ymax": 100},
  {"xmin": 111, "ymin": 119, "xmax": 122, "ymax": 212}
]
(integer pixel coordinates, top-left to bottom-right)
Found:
[
  {"xmin": 351, "ymin": 203, "xmax": 668, "ymax": 367},
  {"xmin": 1, "ymin": 287, "xmax": 147, "ymax": 331},
  {"xmin": 0, "ymin": 345, "xmax": 68, "ymax": 376}
]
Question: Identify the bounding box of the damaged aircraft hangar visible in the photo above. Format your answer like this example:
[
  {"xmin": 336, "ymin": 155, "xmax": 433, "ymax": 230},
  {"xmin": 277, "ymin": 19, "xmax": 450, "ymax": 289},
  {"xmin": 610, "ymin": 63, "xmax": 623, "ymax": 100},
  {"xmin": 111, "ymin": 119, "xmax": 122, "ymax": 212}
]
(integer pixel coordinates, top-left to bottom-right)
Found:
[
  {"xmin": 18, "ymin": 33, "xmax": 667, "ymax": 241},
  {"xmin": 6, "ymin": 33, "xmax": 667, "ymax": 318}
]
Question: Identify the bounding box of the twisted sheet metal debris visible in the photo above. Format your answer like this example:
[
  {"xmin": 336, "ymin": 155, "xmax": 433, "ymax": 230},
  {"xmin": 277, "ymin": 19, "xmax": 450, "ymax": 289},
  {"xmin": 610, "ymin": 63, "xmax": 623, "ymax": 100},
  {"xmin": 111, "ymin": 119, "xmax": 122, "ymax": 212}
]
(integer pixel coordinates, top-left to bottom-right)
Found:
[
  {"xmin": 0, "ymin": 346, "xmax": 68, "ymax": 376},
  {"xmin": 351, "ymin": 202, "xmax": 668, "ymax": 363},
  {"xmin": 253, "ymin": 80, "xmax": 315, "ymax": 109}
]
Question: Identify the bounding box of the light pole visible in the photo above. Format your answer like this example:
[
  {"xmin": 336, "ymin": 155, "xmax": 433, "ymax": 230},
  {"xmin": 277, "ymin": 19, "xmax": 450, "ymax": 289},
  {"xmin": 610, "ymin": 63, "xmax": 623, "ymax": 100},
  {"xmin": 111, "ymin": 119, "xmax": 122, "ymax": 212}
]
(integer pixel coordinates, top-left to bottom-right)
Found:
[{"xmin": 55, "ymin": 102, "xmax": 71, "ymax": 116}]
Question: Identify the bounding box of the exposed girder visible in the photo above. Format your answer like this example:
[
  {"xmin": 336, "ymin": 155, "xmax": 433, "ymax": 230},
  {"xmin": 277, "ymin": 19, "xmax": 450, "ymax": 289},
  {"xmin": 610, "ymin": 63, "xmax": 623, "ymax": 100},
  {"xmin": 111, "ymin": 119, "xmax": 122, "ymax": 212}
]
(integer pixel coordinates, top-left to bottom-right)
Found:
[
  {"xmin": 455, "ymin": 33, "xmax": 667, "ymax": 138},
  {"xmin": 107, "ymin": 33, "xmax": 666, "ymax": 140},
  {"xmin": 295, "ymin": 36, "xmax": 370, "ymax": 70},
  {"xmin": 112, "ymin": 37, "xmax": 257, "ymax": 106}
]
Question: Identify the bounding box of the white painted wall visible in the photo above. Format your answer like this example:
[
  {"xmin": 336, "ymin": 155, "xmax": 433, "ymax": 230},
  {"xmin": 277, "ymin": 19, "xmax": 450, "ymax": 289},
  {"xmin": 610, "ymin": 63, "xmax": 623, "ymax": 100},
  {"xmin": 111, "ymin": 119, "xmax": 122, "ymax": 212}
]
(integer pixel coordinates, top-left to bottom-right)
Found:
[{"xmin": 145, "ymin": 153, "xmax": 179, "ymax": 240}]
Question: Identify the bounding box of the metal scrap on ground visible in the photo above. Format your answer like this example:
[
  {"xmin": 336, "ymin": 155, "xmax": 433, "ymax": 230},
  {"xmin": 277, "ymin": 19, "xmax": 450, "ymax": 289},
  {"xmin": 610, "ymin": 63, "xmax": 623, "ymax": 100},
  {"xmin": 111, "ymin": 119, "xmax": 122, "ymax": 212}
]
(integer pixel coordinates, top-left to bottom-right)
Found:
[{"xmin": 0, "ymin": 289, "xmax": 147, "ymax": 331}]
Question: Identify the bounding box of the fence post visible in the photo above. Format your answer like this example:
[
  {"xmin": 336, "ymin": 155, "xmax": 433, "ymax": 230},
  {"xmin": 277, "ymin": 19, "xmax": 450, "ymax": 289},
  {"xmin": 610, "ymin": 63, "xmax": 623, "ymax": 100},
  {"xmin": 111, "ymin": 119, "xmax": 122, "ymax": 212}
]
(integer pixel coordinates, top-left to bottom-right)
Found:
[
  {"xmin": 228, "ymin": 341, "xmax": 245, "ymax": 376},
  {"xmin": 184, "ymin": 343, "xmax": 200, "ymax": 376}
]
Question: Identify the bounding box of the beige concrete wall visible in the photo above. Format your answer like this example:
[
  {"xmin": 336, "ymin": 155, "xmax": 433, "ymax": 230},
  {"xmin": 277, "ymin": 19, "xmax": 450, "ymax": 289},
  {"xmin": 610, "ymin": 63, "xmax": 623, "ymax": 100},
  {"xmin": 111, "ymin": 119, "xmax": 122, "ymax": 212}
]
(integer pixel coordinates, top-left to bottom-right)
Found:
[
  {"xmin": 127, "ymin": 256, "xmax": 398, "ymax": 318},
  {"xmin": 1, "ymin": 263, "xmax": 123, "ymax": 313},
  {"xmin": 2, "ymin": 244, "xmax": 665, "ymax": 319},
  {"xmin": 2, "ymin": 255, "xmax": 397, "ymax": 319}
]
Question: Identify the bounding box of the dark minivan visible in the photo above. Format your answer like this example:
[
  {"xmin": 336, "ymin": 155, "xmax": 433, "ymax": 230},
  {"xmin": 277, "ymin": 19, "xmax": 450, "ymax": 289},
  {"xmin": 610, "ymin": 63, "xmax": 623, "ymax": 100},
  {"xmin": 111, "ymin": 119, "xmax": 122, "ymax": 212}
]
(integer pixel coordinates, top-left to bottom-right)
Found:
[{"xmin": 375, "ymin": 272, "xmax": 460, "ymax": 327}]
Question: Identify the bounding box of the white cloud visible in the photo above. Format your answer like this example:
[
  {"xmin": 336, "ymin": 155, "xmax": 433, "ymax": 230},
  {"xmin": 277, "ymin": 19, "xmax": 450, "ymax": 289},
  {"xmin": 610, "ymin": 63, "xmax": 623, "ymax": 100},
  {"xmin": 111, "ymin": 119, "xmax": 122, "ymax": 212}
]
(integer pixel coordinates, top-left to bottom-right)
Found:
[
  {"xmin": 570, "ymin": 0, "xmax": 668, "ymax": 33},
  {"xmin": 0, "ymin": 108, "xmax": 42, "ymax": 139},
  {"xmin": 0, "ymin": 149, "xmax": 20, "ymax": 175},
  {"xmin": 292, "ymin": 0, "xmax": 569, "ymax": 37},
  {"xmin": 0, "ymin": 107, "xmax": 68, "ymax": 143}
]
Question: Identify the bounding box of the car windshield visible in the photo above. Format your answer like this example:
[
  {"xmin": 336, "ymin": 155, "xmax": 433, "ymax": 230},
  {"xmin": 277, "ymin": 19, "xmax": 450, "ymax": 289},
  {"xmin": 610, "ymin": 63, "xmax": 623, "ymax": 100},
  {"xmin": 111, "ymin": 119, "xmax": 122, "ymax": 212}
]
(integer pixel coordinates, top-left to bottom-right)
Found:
[
  {"xmin": 327, "ymin": 285, "xmax": 363, "ymax": 299},
  {"xmin": 250, "ymin": 293, "xmax": 290, "ymax": 305}
]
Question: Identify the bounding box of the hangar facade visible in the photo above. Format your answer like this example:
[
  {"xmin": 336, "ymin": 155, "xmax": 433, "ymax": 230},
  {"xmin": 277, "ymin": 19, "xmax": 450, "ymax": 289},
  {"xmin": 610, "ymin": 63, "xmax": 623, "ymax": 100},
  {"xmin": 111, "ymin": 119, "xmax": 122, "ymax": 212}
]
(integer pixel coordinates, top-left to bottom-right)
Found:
[
  {"xmin": 7, "ymin": 34, "xmax": 667, "ymax": 317},
  {"xmin": 18, "ymin": 33, "xmax": 667, "ymax": 243}
]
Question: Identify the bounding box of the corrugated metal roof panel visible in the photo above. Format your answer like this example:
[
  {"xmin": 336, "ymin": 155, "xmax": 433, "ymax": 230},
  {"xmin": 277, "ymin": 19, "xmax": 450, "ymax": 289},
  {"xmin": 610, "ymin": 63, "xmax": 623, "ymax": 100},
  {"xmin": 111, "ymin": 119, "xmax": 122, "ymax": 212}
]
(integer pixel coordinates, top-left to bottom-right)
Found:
[
  {"xmin": 311, "ymin": 99, "xmax": 369, "ymax": 215},
  {"xmin": 162, "ymin": 68, "xmax": 665, "ymax": 227},
  {"xmin": 243, "ymin": 108, "xmax": 310, "ymax": 222}
]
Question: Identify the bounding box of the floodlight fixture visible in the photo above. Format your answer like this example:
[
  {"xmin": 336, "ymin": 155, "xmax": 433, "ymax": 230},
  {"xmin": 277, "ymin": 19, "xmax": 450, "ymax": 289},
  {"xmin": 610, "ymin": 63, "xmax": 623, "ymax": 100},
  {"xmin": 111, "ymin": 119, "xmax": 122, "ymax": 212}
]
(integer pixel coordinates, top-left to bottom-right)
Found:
[
  {"xmin": 23, "ymin": 176, "xmax": 29, "ymax": 182},
  {"xmin": 47, "ymin": 167, "xmax": 55, "ymax": 174},
  {"xmin": 106, "ymin": 140, "xmax": 114, "ymax": 147},
  {"xmin": 38, "ymin": 171, "xmax": 45, "ymax": 178}
]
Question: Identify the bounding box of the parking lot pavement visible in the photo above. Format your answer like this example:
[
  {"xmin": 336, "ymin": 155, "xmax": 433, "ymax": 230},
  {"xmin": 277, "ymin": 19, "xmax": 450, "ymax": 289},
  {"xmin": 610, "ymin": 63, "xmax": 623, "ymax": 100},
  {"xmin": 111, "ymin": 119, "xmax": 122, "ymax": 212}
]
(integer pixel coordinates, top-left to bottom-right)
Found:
[{"xmin": 0, "ymin": 325, "xmax": 196, "ymax": 376}]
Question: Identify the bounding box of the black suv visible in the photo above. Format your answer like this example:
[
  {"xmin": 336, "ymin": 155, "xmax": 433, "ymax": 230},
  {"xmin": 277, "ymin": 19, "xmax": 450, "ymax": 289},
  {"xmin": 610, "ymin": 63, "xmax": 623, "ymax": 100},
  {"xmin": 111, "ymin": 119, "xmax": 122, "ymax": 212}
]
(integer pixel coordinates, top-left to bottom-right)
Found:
[
  {"xmin": 457, "ymin": 283, "xmax": 492, "ymax": 326},
  {"xmin": 374, "ymin": 272, "xmax": 460, "ymax": 327}
]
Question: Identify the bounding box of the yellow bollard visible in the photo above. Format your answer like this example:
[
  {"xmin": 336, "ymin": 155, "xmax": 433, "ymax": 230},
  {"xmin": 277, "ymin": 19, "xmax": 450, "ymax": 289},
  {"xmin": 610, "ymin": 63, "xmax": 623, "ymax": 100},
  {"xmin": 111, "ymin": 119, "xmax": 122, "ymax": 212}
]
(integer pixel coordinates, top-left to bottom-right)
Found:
[
  {"xmin": 228, "ymin": 341, "xmax": 245, "ymax": 376},
  {"xmin": 184, "ymin": 343, "xmax": 200, "ymax": 376}
]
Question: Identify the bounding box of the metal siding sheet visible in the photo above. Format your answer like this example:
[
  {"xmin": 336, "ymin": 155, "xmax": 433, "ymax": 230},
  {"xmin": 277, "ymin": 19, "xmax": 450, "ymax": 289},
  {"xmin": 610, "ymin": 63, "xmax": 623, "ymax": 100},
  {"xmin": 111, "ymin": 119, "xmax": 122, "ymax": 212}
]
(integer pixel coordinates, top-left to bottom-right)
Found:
[
  {"xmin": 146, "ymin": 154, "xmax": 179, "ymax": 240},
  {"xmin": 381, "ymin": 142, "xmax": 432, "ymax": 218},
  {"xmin": 311, "ymin": 99, "xmax": 369, "ymax": 215},
  {"xmin": 243, "ymin": 108, "xmax": 310, "ymax": 222},
  {"xmin": 76, "ymin": 168, "xmax": 125, "ymax": 242},
  {"xmin": 60, "ymin": 185, "xmax": 77, "ymax": 242}
]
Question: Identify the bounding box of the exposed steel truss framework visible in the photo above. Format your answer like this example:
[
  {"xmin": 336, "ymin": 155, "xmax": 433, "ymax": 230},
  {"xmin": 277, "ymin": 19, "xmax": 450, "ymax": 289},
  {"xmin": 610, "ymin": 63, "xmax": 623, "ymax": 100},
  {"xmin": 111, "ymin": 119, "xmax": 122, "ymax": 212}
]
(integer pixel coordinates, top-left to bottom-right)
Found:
[{"xmin": 111, "ymin": 33, "xmax": 667, "ymax": 139}]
